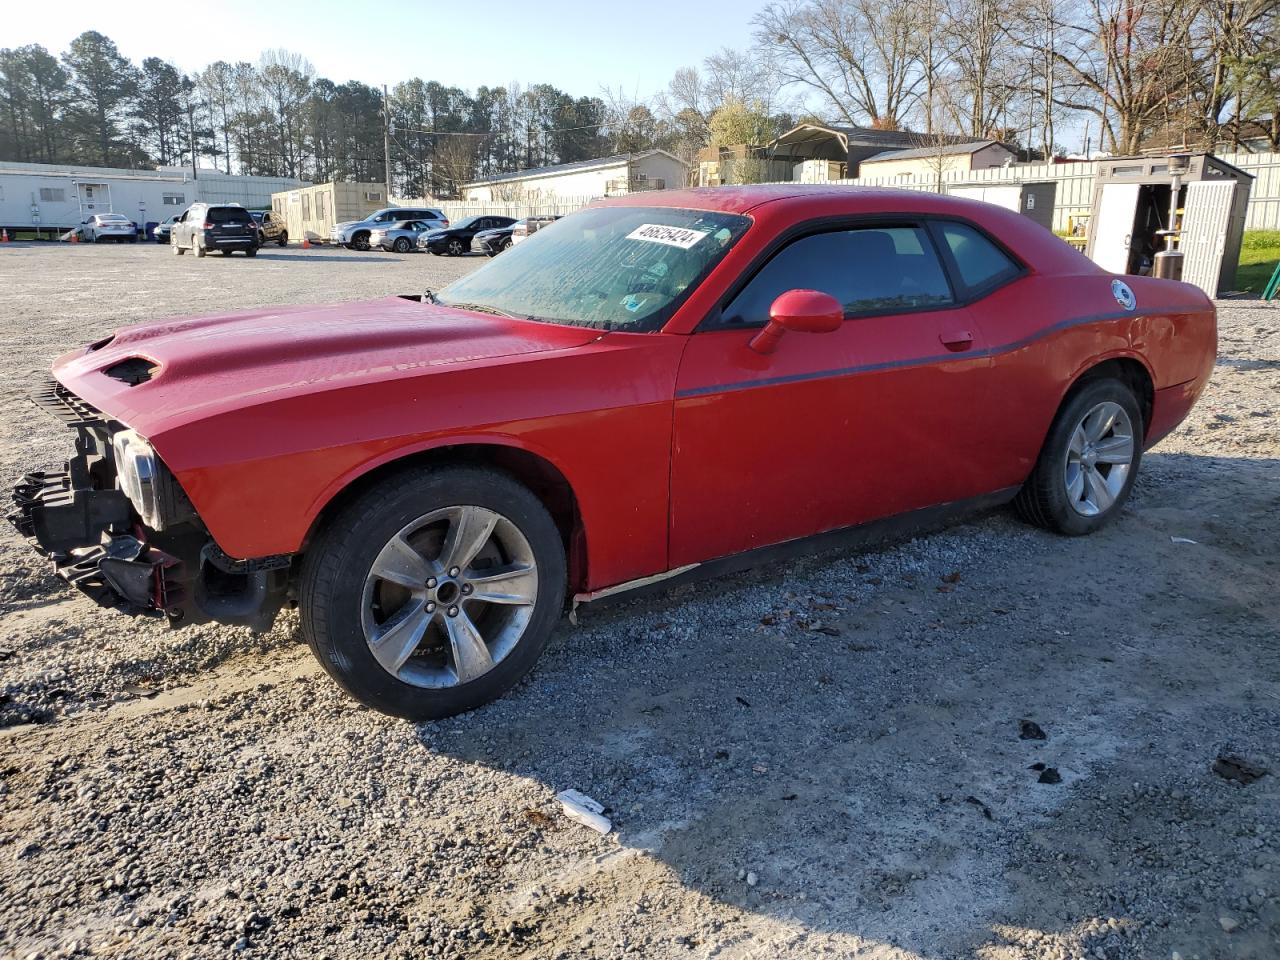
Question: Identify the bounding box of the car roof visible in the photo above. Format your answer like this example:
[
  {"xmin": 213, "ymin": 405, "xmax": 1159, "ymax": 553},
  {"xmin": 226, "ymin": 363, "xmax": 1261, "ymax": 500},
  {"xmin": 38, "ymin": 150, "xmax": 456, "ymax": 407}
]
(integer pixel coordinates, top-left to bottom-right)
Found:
[{"xmin": 596, "ymin": 184, "xmax": 1096, "ymax": 275}]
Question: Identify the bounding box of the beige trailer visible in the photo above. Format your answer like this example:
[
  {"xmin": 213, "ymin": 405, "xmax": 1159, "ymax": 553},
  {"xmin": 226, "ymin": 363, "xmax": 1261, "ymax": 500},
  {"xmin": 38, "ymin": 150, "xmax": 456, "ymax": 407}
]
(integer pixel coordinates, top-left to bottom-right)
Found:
[{"xmin": 271, "ymin": 181, "xmax": 394, "ymax": 242}]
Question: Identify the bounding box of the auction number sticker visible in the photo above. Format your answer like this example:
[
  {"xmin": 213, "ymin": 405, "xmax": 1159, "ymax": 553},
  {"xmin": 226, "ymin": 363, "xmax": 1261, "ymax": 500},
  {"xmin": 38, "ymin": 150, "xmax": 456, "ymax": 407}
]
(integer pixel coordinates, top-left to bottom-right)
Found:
[{"xmin": 626, "ymin": 223, "xmax": 708, "ymax": 249}]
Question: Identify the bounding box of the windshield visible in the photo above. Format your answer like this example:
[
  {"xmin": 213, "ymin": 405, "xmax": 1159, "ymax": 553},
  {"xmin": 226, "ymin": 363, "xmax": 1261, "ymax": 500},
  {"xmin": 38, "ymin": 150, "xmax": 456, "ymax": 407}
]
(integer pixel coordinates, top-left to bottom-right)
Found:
[
  {"xmin": 436, "ymin": 206, "xmax": 750, "ymax": 332},
  {"xmin": 453, "ymin": 216, "xmax": 481, "ymax": 230}
]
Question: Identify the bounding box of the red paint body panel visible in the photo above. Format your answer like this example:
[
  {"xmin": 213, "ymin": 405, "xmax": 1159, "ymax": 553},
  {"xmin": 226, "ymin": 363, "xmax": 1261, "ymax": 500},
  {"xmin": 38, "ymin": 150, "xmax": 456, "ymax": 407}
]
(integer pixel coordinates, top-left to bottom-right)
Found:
[{"xmin": 48, "ymin": 186, "xmax": 1216, "ymax": 594}]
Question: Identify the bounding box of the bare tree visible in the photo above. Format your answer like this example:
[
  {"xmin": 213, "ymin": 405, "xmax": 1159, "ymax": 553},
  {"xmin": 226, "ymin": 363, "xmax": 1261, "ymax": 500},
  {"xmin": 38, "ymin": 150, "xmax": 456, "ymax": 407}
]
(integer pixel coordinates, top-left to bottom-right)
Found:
[{"xmin": 754, "ymin": 0, "xmax": 925, "ymax": 129}]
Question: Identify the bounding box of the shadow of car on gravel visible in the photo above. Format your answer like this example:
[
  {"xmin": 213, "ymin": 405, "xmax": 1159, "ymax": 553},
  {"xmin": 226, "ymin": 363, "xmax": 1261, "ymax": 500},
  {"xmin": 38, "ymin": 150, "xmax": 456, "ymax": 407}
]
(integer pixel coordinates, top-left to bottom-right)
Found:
[{"xmin": 404, "ymin": 453, "xmax": 1280, "ymax": 957}]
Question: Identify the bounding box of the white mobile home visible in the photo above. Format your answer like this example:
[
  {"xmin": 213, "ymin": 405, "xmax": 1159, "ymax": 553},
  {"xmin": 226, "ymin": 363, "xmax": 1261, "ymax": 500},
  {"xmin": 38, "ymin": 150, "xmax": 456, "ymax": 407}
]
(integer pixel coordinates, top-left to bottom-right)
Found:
[
  {"xmin": 461, "ymin": 151, "xmax": 689, "ymax": 202},
  {"xmin": 0, "ymin": 161, "xmax": 307, "ymax": 237}
]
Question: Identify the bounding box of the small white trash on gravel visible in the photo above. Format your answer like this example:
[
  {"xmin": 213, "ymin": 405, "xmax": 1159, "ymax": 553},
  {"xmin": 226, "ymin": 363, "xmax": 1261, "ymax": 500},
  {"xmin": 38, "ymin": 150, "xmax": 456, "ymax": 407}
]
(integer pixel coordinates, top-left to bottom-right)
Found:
[
  {"xmin": 556, "ymin": 789, "xmax": 612, "ymax": 834},
  {"xmin": 1170, "ymin": 536, "xmax": 1199, "ymax": 544}
]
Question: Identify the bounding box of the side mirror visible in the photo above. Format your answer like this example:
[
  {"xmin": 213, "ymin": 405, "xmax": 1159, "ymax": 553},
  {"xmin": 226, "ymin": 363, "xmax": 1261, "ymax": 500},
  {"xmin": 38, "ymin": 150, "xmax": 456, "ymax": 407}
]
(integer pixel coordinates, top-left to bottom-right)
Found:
[{"xmin": 749, "ymin": 289, "xmax": 844, "ymax": 355}]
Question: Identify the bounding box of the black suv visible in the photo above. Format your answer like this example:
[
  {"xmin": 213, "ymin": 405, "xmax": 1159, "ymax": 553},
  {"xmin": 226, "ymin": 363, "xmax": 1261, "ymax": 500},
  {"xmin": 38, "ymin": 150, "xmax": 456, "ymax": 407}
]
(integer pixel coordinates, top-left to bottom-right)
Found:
[
  {"xmin": 250, "ymin": 210, "xmax": 289, "ymax": 246},
  {"xmin": 171, "ymin": 203, "xmax": 259, "ymax": 257}
]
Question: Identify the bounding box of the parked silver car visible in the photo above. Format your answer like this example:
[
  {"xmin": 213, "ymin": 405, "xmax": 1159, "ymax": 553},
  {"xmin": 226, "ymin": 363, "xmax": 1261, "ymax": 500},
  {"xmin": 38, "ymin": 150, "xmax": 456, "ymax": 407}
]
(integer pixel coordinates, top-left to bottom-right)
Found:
[
  {"xmin": 330, "ymin": 206, "xmax": 448, "ymax": 250},
  {"xmin": 78, "ymin": 213, "xmax": 137, "ymax": 243},
  {"xmin": 153, "ymin": 214, "xmax": 179, "ymax": 243},
  {"xmin": 370, "ymin": 219, "xmax": 439, "ymax": 252}
]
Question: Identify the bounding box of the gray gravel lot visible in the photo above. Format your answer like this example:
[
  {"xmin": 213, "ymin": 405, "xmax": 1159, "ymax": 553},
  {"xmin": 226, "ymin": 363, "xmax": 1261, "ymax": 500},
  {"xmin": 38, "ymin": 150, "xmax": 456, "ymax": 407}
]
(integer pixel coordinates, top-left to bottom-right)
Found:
[{"xmin": 0, "ymin": 242, "xmax": 1277, "ymax": 960}]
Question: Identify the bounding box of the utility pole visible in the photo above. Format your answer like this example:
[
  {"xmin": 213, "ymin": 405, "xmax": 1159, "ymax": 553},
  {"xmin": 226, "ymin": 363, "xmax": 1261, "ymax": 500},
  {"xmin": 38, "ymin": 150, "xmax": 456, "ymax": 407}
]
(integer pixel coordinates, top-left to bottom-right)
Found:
[
  {"xmin": 382, "ymin": 84, "xmax": 393, "ymax": 202},
  {"xmin": 187, "ymin": 98, "xmax": 198, "ymax": 180}
]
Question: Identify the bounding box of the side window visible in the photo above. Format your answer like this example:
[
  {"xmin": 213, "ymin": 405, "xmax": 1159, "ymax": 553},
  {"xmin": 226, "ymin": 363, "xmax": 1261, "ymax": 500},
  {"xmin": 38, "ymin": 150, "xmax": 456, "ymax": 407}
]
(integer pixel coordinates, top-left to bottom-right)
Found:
[
  {"xmin": 721, "ymin": 226, "xmax": 953, "ymax": 327},
  {"xmin": 935, "ymin": 221, "xmax": 1020, "ymax": 294}
]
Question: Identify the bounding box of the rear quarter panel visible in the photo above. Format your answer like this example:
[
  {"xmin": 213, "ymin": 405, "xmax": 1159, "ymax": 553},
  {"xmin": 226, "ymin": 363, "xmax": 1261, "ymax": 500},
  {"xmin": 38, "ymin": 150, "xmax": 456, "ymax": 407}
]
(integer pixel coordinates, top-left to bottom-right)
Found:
[{"xmin": 974, "ymin": 271, "xmax": 1215, "ymax": 488}]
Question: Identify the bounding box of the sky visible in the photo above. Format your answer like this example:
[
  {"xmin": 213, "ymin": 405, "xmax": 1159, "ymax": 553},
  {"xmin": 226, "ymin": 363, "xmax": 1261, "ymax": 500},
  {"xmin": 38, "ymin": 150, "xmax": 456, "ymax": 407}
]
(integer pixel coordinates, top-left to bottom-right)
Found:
[{"xmin": 6, "ymin": 0, "xmax": 771, "ymax": 101}]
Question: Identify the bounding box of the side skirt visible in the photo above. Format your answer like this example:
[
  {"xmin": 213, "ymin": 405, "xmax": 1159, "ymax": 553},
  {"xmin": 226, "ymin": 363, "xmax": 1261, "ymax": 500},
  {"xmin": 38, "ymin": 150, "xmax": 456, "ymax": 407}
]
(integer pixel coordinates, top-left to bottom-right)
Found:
[{"xmin": 571, "ymin": 486, "xmax": 1021, "ymax": 613}]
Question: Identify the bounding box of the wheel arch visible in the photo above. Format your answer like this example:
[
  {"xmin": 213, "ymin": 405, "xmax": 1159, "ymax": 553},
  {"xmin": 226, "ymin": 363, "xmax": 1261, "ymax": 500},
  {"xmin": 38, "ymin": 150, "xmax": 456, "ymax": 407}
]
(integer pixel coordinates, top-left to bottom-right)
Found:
[
  {"xmin": 300, "ymin": 441, "xmax": 589, "ymax": 592},
  {"xmin": 1063, "ymin": 354, "xmax": 1155, "ymax": 439}
]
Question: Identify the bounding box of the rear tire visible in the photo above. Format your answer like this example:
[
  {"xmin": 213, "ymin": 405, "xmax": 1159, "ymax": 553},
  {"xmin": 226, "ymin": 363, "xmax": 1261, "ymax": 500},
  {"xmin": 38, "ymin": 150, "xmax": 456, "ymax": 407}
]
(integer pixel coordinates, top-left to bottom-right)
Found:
[
  {"xmin": 278, "ymin": 232, "xmax": 288, "ymax": 247},
  {"xmin": 195, "ymin": 239, "xmax": 206, "ymax": 258},
  {"xmin": 300, "ymin": 466, "xmax": 567, "ymax": 720},
  {"xmin": 1014, "ymin": 378, "xmax": 1144, "ymax": 536},
  {"xmin": 245, "ymin": 246, "xmax": 258, "ymax": 257}
]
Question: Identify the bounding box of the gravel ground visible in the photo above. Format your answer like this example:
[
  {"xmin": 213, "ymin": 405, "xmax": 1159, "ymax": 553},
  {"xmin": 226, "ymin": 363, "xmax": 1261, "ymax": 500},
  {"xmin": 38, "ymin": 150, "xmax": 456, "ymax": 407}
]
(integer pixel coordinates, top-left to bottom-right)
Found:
[{"xmin": 0, "ymin": 242, "xmax": 1277, "ymax": 960}]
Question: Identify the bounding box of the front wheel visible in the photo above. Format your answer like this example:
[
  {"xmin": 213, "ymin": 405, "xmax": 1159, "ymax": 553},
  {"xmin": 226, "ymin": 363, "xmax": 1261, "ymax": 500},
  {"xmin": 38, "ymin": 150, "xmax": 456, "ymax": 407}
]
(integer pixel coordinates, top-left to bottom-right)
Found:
[
  {"xmin": 351, "ymin": 232, "xmax": 371, "ymax": 251},
  {"xmin": 393, "ymin": 237, "xmax": 412, "ymax": 253},
  {"xmin": 300, "ymin": 466, "xmax": 567, "ymax": 720},
  {"xmin": 1014, "ymin": 378, "xmax": 1144, "ymax": 535},
  {"xmin": 172, "ymin": 239, "xmax": 184, "ymax": 255},
  {"xmin": 446, "ymin": 238, "xmax": 465, "ymax": 256}
]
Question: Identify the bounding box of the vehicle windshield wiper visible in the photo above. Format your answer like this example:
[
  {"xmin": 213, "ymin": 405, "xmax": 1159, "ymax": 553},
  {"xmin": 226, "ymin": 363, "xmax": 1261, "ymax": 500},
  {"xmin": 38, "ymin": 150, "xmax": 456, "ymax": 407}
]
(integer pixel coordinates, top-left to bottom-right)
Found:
[{"xmin": 442, "ymin": 301, "xmax": 525, "ymax": 320}]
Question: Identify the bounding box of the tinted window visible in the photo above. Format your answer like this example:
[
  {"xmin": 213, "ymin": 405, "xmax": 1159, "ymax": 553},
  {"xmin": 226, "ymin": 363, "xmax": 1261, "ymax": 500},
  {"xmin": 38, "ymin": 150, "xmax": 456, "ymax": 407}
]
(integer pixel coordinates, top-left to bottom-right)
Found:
[
  {"xmin": 722, "ymin": 226, "xmax": 952, "ymax": 326},
  {"xmin": 206, "ymin": 207, "xmax": 248, "ymax": 223},
  {"xmin": 937, "ymin": 222, "xmax": 1020, "ymax": 292}
]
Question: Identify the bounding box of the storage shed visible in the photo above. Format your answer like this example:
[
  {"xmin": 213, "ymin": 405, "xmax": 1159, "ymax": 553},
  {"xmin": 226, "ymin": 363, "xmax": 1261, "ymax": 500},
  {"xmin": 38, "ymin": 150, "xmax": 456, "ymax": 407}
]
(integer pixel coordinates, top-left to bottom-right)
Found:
[
  {"xmin": 1085, "ymin": 153, "xmax": 1252, "ymax": 297},
  {"xmin": 270, "ymin": 181, "xmax": 430, "ymax": 242},
  {"xmin": 858, "ymin": 140, "xmax": 1018, "ymax": 179},
  {"xmin": 946, "ymin": 181, "xmax": 1058, "ymax": 232}
]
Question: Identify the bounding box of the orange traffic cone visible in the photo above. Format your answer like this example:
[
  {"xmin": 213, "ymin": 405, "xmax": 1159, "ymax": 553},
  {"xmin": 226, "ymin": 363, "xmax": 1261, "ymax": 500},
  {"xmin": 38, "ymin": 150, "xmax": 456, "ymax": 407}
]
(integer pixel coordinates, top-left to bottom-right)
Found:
[
  {"xmin": 0, "ymin": 228, "xmax": 9, "ymax": 242},
  {"xmin": 301, "ymin": 236, "xmax": 311, "ymax": 249}
]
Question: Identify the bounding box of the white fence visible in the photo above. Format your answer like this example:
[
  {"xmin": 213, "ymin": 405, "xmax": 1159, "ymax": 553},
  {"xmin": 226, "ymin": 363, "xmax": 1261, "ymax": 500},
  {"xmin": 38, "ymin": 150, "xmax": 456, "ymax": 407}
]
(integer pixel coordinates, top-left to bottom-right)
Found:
[{"xmin": 444, "ymin": 152, "xmax": 1280, "ymax": 234}]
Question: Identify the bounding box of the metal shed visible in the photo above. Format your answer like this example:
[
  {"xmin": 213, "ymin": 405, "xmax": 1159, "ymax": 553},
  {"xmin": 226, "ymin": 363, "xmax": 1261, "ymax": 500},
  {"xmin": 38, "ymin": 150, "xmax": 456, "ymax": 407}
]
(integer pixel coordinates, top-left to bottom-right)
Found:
[
  {"xmin": 945, "ymin": 181, "xmax": 1057, "ymax": 232},
  {"xmin": 1085, "ymin": 153, "xmax": 1252, "ymax": 297}
]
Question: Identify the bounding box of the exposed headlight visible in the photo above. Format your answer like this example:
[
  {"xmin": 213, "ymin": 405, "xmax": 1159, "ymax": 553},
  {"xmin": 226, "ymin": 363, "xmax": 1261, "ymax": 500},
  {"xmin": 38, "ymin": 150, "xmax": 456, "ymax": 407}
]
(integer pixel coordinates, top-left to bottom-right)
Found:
[{"xmin": 111, "ymin": 429, "xmax": 160, "ymax": 528}]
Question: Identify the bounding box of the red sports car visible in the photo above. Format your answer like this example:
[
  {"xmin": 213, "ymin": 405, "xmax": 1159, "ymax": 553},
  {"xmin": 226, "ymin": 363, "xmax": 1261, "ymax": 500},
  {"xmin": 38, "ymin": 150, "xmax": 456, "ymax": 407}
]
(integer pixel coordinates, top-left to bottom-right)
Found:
[{"xmin": 11, "ymin": 186, "xmax": 1215, "ymax": 719}]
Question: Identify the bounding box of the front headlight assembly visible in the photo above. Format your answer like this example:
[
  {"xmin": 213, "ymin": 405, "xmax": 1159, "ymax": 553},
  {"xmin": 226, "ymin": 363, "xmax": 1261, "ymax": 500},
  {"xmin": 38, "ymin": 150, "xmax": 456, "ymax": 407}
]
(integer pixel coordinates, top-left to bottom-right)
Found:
[{"xmin": 111, "ymin": 429, "xmax": 161, "ymax": 529}]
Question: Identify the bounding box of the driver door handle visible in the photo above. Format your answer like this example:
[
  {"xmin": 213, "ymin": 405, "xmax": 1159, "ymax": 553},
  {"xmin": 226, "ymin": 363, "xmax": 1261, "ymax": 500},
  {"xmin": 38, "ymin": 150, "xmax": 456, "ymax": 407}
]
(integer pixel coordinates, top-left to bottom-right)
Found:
[{"xmin": 940, "ymin": 330, "xmax": 974, "ymax": 351}]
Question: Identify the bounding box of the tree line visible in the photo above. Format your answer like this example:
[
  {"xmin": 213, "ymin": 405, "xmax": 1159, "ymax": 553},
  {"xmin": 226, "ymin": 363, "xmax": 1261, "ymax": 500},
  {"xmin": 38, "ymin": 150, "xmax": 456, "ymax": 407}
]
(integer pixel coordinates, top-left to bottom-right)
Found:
[{"xmin": 1, "ymin": 7, "xmax": 1276, "ymax": 199}]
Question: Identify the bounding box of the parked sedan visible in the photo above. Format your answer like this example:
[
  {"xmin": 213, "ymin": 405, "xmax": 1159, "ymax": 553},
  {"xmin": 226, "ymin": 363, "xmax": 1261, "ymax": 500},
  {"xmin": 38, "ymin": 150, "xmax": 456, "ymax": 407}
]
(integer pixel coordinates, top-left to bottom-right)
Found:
[
  {"xmin": 79, "ymin": 213, "xmax": 137, "ymax": 243},
  {"xmin": 474, "ymin": 222, "xmax": 517, "ymax": 256},
  {"xmin": 417, "ymin": 215, "xmax": 516, "ymax": 256},
  {"xmin": 12, "ymin": 186, "xmax": 1215, "ymax": 721},
  {"xmin": 371, "ymin": 220, "xmax": 438, "ymax": 253},
  {"xmin": 153, "ymin": 215, "xmax": 179, "ymax": 244}
]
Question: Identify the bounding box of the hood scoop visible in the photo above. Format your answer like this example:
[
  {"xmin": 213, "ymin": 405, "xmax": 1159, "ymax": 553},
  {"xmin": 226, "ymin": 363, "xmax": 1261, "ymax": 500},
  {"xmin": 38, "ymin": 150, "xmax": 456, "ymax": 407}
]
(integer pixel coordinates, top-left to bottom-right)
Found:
[{"xmin": 103, "ymin": 357, "xmax": 159, "ymax": 386}]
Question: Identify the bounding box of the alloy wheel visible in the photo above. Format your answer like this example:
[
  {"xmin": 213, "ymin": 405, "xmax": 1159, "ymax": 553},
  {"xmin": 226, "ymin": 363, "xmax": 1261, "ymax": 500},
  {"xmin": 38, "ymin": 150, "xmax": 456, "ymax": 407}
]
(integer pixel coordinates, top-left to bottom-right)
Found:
[
  {"xmin": 360, "ymin": 505, "xmax": 538, "ymax": 688},
  {"xmin": 1063, "ymin": 401, "xmax": 1135, "ymax": 517}
]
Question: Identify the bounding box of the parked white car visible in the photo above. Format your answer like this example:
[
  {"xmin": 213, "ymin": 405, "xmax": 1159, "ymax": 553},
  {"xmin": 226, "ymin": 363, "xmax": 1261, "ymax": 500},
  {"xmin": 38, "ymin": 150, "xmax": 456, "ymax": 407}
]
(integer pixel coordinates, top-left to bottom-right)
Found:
[{"xmin": 79, "ymin": 213, "xmax": 138, "ymax": 243}]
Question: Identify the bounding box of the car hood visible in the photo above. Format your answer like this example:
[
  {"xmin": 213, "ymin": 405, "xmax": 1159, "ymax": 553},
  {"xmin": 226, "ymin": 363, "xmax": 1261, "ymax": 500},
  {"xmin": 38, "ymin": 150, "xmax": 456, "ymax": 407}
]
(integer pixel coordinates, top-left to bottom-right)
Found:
[{"xmin": 51, "ymin": 296, "xmax": 602, "ymax": 439}]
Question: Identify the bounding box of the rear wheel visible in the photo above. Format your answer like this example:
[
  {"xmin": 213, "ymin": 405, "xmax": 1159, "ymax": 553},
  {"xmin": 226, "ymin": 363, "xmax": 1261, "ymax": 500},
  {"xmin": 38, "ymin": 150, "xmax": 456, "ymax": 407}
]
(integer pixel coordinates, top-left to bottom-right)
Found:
[
  {"xmin": 195, "ymin": 239, "xmax": 206, "ymax": 258},
  {"xmin": 300, "ymin": 466, "xmax": 567, "ymax": 720},
  {"xmin": 278, "ymin": 231, "xmax": 288, "ymax": 247},
  {"xmin": 1014, "ymin": 378, "xmax": 1143, "ymax": 535},
  {"xmin": 245, "ymin": 246, "xmax": 258, "ymax": 257}
]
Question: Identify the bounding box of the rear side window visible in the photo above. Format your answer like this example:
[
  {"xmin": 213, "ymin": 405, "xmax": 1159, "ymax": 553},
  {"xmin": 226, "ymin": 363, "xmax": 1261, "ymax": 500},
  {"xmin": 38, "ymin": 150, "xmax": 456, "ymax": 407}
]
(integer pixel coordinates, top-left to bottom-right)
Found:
[
  {"xmin": 935, "ymin": 221, "xmax": 1021, "ymax": 293},
  {"xmin": 721, "ymin": 226, "xmax": 953, "ymax": 326}
]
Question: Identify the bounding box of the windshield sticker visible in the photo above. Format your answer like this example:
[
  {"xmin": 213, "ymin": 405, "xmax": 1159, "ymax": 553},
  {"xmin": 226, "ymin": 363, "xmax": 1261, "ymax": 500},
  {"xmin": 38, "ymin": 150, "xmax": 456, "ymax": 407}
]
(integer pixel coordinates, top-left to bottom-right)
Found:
[
  {"xmin": 621, "ymin": 294, "xmax": 651, "ymax": 313},
  {"xmin": 626, "ymin": 223, "xmax": 709, "ymax": 249}
]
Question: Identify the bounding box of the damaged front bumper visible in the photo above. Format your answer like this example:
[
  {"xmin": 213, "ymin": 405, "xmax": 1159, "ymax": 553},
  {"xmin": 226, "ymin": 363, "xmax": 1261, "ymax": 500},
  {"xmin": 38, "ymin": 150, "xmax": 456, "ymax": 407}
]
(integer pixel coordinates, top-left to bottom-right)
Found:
[{"xmin": 8, "ymin": 378, "xmax": 289, "ymax": 631}]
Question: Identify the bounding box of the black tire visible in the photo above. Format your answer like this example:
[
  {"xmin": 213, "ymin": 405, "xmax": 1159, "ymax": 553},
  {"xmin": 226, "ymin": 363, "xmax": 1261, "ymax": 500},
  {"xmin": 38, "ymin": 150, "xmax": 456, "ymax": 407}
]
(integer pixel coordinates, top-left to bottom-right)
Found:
[
  {"xmin": 278, "ymin": 232, "xmax": 288, "ymax": 247},
  {"xmin": 351, "ymin": 231, "xmax": 371, "ymax": 251},
  {"xmin": 172, "ymin": 239, "xmax": 184, "ymax": 255},
  {"xmin": 220, "ymin": 249, "xmax": 232, "ymax": 256},
  {"xmin": 500, "ymin": 237, "xmax": 512, "ymax": 252},
  {"xmin": 1014, "ymin": 378, "xmax": 1144, "ymax": 536},
  {"xmin": 393, "ymin": 237, "xmax": 411, "ymax": 253},
  {"xmin": 300, "ymin": 466, "xmax": 567, "ymax": 720},
  {"xmin": 195, "ymin": 239, "xmax": 206, "ymax": 258},
  {"xmin": 447, "ymin": 238, "xmax": 464, "ymax": 256},
  {"xmin": 245, "ymin": 246, "xmax": 258, "ymax": 257}
]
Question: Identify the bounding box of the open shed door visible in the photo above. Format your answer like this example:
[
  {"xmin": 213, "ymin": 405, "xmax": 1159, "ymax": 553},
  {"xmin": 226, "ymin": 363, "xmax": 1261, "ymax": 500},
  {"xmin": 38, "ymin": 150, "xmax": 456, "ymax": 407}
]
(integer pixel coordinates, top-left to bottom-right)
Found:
[
  {"xmin": 1090, "ymin": 183, "xmax": 1140, "ymax": 273},
  {"xmin": 1181, "ymin": 181, "xmax": 1235, "ymax": 297}
]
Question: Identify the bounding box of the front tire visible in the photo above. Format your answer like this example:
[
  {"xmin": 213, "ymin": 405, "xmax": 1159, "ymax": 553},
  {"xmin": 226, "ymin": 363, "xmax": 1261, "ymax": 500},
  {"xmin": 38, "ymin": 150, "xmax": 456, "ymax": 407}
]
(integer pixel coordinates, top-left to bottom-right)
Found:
[
  {"xmin": 300, "ymin": 466, "xmax": 567, "ymax": 720},
  {"xmin": 1014, "ymin": 378, "xmax": 1143, "ymax": 535},
  {"xmin": 393, "ymin": 237, "xmax": 411, "ymax": 253},
  {"xmin": 447, "ymin": 238, "xmax": 465, "ymax": 256},
  {"xmin": 351, "ymin": 232, "xmax": 371, "ymax": 251}
]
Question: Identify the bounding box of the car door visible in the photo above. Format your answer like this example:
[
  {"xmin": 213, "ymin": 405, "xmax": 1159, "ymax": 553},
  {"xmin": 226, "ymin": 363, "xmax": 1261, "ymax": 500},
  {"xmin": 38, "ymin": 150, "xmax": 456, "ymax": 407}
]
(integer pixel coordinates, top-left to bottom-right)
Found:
[{"xmin": 668, "ymin": 221, "xmax": 994, "ymax": 568}]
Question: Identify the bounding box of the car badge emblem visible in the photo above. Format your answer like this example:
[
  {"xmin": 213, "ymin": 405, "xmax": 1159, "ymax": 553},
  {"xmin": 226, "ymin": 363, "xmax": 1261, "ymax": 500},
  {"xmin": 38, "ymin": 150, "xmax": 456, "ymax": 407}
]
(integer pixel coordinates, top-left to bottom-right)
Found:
[{"xmin": 1111, "ymin": 279, "xmax": 1136, "ymax": 311}]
